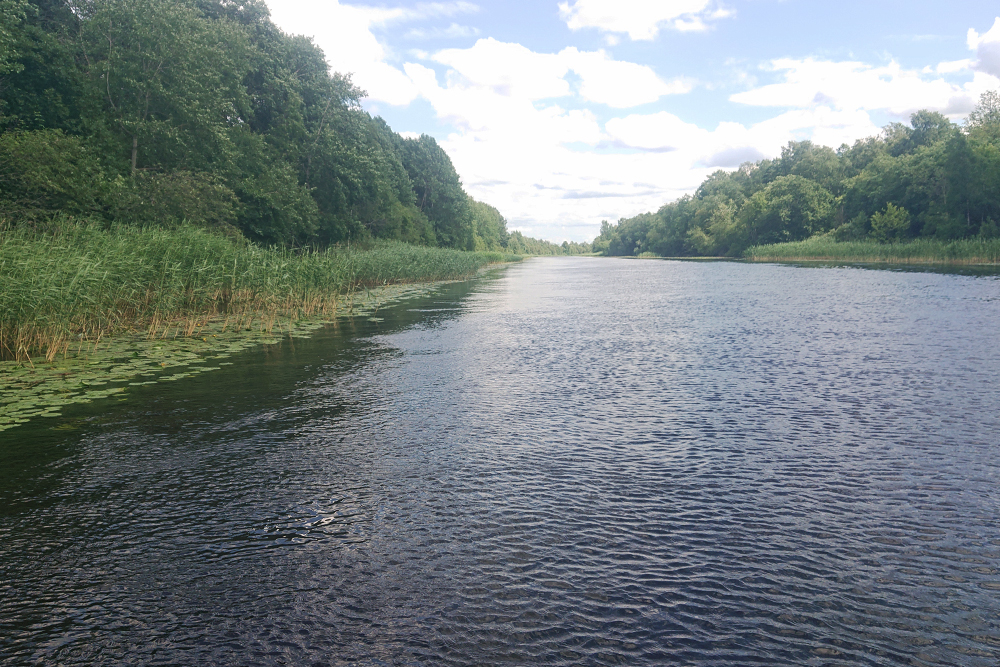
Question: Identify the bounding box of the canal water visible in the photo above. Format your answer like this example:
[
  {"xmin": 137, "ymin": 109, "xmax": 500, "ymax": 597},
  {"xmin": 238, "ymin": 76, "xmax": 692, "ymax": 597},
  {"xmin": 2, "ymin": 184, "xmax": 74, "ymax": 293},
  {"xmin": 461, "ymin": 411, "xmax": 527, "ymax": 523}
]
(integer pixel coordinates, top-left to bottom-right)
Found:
[{"xmin": 2, "ymin": 257, "xmax": 1000, "ymax": 666}]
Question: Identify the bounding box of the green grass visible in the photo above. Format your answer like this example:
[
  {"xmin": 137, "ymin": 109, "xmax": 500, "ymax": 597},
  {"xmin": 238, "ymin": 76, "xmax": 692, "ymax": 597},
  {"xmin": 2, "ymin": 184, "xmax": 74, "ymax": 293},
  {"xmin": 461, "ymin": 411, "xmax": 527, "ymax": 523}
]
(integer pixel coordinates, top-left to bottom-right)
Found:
[
  {"xmin": 0, "ymin": 219, "xmax": 519, "ymax": 361},
  {"xmin": 744, "ymin": 237, "xmax": 1000, "ymax": 265}
]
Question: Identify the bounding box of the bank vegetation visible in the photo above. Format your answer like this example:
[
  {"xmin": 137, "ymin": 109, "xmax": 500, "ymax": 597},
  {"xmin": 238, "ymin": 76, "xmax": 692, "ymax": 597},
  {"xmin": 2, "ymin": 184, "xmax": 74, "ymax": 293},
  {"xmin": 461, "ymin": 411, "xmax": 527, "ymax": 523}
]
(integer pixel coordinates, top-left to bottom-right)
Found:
[
  {"xmin": 594, "ymin": 94, "xmax": 1000, "ymax": 265},
  {"xmin": 0, "ymin": 0, "xmax": 594, "ymax": 362},
  {"xmin": 0, "ymin": 220, "xmax": 520, "ymax": 362}
]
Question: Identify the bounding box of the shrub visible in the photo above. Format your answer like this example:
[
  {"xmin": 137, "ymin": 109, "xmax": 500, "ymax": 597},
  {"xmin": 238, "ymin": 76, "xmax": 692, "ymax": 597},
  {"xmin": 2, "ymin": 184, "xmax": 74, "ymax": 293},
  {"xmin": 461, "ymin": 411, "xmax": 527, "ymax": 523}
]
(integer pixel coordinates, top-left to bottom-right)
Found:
[
  {"xmin": 110, "ymin": 171, "xmax": 239, "ymax": 231},
  {"xmin": 870, "ymin": 203, "xmax": 910, "ymax": 243},
  {"xmin": 0, "ymin": 129, "xmax": 109, "ymax": 219}
]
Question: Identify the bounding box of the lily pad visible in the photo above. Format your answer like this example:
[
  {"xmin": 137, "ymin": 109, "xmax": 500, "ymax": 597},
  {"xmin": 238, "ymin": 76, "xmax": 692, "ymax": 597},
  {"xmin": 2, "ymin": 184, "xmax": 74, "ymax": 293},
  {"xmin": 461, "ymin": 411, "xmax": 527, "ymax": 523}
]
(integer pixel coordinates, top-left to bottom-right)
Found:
[{"xmin": 2, "ymin": 277, "xmax": 449, "ymax": 433}]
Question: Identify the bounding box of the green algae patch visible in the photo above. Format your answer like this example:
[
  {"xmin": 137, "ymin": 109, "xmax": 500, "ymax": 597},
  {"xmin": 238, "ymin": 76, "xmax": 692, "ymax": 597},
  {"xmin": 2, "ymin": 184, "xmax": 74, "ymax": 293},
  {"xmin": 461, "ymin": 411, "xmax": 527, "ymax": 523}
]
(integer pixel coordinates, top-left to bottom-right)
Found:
[{"xmin": 0, "ymin": 280, "xmax": 447, "ymax": 434}]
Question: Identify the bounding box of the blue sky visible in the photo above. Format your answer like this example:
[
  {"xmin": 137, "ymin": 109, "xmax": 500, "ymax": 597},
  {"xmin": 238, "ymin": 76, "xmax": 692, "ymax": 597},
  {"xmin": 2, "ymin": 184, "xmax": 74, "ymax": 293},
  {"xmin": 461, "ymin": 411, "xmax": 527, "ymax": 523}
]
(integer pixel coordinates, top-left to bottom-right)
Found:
[{"xmin": 266, "ymin": 0, "xmax": 1000, "ymax": 242}]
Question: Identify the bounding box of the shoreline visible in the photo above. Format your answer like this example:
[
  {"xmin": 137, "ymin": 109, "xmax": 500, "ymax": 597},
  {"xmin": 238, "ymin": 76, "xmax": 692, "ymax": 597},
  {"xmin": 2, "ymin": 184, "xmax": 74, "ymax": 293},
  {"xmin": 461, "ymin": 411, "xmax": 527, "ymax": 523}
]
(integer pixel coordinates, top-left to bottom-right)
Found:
[
  {"xmin": 613, "ymin": 254, "xmax": 1000, "ymax": 266},
  {"xmin": 0, "ymin": 271, "xmax": 504, "ymax": 435},
  {"xmin": 0, "ymin": 223, "xmax": 521, "ymax": 363},
  {"xmin": 742, "ymin": 238, "xmax": 1000, "ymax": 266},
  {"xmin": 744, "ymin": 256, "xmax": 1000, "ymax": 266}
]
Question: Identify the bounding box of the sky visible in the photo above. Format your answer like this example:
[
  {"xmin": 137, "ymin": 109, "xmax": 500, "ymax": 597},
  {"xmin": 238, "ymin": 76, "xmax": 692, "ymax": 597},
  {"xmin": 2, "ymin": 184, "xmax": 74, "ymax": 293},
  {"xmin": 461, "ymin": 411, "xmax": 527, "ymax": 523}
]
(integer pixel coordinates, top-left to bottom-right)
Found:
[{"xmin": 264, "ymin": 0, "xmax": 1000, "ymax": 243}]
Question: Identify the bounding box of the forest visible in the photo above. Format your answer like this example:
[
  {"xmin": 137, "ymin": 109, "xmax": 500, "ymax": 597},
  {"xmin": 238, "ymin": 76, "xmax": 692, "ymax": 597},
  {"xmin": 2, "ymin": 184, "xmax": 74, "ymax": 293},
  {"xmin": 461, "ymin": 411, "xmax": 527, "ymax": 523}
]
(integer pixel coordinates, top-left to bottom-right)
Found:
[
  {"xmin": 593, "ymin": 97, "xmax": 1000, "ymax": 258},
  {"xmin": 0, "ymin": 0, "xmax": 586, "ymax": 255}
]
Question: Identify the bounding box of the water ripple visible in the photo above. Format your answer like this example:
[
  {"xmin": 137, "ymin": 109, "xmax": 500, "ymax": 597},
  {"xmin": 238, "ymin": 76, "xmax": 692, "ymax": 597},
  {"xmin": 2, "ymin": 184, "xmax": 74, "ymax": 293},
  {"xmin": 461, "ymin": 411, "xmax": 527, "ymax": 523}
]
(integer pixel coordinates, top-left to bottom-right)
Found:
[{"xmin": 2, "ymin": 259, "xmax": 1000, "ymax": 665}]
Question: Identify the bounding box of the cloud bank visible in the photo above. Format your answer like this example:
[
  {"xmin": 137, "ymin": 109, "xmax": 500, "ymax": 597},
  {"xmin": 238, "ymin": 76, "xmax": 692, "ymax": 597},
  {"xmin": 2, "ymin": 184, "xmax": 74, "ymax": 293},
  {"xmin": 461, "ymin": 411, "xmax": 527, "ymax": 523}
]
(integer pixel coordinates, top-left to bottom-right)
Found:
[
  {"xmin": 265, "ymin": 2, "xmax": 1000, "ymax": 242},
  {"xmin": 557, "ymin": 0, "xmax": 732, "ymax": 40}
]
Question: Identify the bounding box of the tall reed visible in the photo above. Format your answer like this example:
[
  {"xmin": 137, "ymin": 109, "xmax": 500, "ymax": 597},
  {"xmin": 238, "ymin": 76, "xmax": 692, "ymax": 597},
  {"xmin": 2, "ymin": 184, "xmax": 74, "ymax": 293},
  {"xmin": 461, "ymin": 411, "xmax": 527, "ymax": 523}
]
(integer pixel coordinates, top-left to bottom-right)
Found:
[
  {"xmin": 745, "ymin": 237, "xmax": 1000, "ymax": 264},
  {"xmin": 0, "ymin": 220, "xmax": 517, "ymax": 361}
]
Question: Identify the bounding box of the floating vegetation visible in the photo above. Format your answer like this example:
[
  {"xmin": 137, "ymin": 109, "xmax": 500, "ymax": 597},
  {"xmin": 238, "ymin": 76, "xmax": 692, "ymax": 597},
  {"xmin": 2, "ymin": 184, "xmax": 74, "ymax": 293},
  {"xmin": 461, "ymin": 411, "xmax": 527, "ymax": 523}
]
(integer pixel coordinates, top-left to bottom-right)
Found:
[
  {"xmin": 0, "ymin": 279, "xmax": 473, "ymax": 433},
  {"xmin": 0, "ymin": 221, "xmax": 521, "ymax": 433}
]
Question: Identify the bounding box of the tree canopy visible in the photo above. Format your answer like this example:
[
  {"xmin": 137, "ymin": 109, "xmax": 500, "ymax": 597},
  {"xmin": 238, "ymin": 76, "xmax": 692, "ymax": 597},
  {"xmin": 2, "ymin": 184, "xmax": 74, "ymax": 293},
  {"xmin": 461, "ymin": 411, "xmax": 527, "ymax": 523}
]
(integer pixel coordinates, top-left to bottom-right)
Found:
[
  {"xmin": 0, "ymin": 0, "xmax": 584, "ymax": 254},
  {"xmin": 594, "ymin": 95, "xmax": 1000, "ymax": 256}
]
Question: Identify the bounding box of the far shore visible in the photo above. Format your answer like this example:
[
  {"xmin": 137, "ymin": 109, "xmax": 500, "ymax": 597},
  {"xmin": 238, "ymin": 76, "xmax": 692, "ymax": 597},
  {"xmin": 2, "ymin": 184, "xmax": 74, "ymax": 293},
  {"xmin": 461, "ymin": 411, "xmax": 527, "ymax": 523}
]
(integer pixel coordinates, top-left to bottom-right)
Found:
[{"xmin": 609, "ymin": 238, "xmax": 1000, "ymax": 266}]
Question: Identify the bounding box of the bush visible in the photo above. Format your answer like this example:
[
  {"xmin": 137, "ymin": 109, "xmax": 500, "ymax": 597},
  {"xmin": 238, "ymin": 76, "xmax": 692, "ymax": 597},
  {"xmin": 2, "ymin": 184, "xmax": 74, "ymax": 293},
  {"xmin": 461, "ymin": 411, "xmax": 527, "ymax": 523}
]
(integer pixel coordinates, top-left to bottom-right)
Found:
[
  {"xmin": 111, "ymin": 171, "xmax": 239, "ymax": 231},
  {"xmin": 830, "ymin": 213, "xmax": 869, "ymax": 241},
  {"xmin": 870, "ymin": 203, "xmax": 910, "ymax": 243},
  {"xmin": 0, "ymin": 129, "xmax": 109, "ymax": 219}
]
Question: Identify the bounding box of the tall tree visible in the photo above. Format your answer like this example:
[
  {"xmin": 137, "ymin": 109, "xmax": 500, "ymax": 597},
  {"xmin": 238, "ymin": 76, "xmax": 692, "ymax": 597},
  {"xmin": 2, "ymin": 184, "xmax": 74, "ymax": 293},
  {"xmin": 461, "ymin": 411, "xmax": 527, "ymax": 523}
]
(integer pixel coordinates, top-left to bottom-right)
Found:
[
  {"xmin": 966, "ymin": 90, "xmax": 1000, "ymax": 144},
  {"xmin": 0, "ymin": 0, "xmax": 28, "ymax": 76},
  {"xmin": 396, "ymin": 134, "xmax": 473, "ymax": 250},
  {"xmin": 78, "ymin": 0, "xmax": 248, "ymax": 174}
]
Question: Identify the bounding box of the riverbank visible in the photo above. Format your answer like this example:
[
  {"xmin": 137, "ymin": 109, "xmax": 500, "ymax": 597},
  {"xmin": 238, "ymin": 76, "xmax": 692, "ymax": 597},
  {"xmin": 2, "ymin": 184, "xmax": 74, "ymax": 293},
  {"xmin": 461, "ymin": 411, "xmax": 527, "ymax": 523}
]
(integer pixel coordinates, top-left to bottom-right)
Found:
[
  {"xmin": 0, "ymin": 222, "xmax": 520, "ymax": 433},
  {"xmin": 1, "ymin": 221, "xmax": 518, "ymax": 362},
  {"xmin": 744, "ymin": 237, "xmax": 1000, "ymax": 264}
]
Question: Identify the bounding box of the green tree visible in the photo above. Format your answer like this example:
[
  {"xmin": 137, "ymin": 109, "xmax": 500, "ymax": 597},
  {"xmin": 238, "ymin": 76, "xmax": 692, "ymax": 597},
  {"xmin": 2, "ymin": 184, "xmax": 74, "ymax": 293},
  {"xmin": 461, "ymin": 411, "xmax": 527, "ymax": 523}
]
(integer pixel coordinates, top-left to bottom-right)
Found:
[
  {"xmin": 0, "ymin": 129, "xmax": 108, "ymax": 217},
  {"xmin": 396, "ymin": 134, "xmax": 473, "ymax": 249},
  {"xmin": 226, "ymin": 129, "xmax": 318, "ymax": 245},
  {"xmin": 740, "ymin": 175, "xmax": 835, "ymax": 245},
  {"xmin": 110, "ymin": 169, "xmax": 238, "ymax": 230},
  {"xmin": 469, "ymin": 199, "xmax": 509, "ymax": 251},
  {"xmin": 79, "ymin": 0, "xmax": 249, "ymax": 174},
  {"xmin": 909, "ymin": 110, "xmax": 954, "ymax": 149},
  {"xmin": 0, "ymin": 0, "xmax": 28, "ymax": 76},
  {"xmin": 778, "ymin": 141, "xmax": 846, "ymax": 194},
  {"xmin": 870, "ymin": 203, "xmax": 910, "ymax": 242},
  {"xmin": 0, "ymin": 0, "xmax": 99, "ymax": 134},
  {"xmin": 0, "ymin": 0, "xmax": 509, "ymax": 249},
  {"xmin": 966, "ymin": 90, "xmax": 1000, "ymax": 143}
]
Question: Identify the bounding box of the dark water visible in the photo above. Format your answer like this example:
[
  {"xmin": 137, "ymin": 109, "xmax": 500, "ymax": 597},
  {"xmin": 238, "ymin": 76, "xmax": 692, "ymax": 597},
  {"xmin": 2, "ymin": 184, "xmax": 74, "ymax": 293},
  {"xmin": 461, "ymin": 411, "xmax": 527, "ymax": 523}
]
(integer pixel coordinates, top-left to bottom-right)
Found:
[{"xmin": 3, "ymin": 258, "xmax": 1000, "ymax": 666}]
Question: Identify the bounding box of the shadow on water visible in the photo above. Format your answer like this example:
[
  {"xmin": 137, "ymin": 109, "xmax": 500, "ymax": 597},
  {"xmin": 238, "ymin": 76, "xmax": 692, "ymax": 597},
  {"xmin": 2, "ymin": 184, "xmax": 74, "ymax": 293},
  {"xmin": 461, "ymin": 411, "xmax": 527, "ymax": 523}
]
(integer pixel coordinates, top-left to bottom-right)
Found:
[
  {"xmin": 1, "ymin": 273, "xmax": 497, "ymax": 665},
  {"xmin": 0, "ymin": 276, "xmax": 482, "ymax": 513}
]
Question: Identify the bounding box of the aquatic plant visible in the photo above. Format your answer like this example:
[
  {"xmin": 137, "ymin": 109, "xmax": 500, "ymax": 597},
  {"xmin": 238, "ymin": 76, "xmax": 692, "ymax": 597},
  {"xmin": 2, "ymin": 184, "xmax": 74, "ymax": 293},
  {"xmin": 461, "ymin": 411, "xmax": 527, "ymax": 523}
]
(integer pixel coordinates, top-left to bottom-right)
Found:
[
  {"xmin": 0, "ymin": 280, "xmax": 437, "ymax": 433},
  {"xmin": 0, "ymin": 219, "xmax": 519, "ymax": 362},
  {"xmin": 744, "ymin": 237, "xmax": 1000, "ymax": 265}
]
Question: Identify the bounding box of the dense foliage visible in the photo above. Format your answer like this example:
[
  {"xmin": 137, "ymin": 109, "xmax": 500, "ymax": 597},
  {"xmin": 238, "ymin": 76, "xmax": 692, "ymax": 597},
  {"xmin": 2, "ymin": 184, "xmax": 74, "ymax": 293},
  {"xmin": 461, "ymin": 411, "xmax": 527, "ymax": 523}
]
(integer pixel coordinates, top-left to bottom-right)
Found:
[
  {"xmin": 594, "ymin": 98, "xmax": 1000, "ymax": 257},
  {"xmin": 0, "ymin": 0, "xmax": 581, "ymax": 254}
]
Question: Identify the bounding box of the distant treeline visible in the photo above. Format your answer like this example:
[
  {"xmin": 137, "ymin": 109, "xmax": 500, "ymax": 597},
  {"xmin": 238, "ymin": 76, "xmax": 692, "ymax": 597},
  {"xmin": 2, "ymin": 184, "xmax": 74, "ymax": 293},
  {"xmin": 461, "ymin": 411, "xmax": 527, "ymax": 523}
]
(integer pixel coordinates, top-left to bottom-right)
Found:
[
  {"xmin": 0, "ymin": 0, "xmax": 582, "ymax": 254},
  {"xmin": 594, "ymin": 95, "xmax": 1000, "ymax": 257}
]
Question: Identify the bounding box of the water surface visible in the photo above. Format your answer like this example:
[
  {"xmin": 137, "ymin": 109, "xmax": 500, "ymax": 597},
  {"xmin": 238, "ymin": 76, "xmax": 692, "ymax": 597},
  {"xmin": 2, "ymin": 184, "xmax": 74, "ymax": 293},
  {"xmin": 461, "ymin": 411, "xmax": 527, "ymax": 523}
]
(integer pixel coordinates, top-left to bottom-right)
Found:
[{"xmin": 2, "ymin": 258, "xmax": 1000, "ymax": 666}]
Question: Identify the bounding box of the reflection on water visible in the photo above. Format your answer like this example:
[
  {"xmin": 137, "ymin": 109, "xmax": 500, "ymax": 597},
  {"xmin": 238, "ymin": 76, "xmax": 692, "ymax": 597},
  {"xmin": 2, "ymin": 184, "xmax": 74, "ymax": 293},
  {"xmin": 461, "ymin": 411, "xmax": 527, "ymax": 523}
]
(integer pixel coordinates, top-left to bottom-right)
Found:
[{"xmin": 2, "ymin": 258, "xmax": 1000, "ymax": 666}]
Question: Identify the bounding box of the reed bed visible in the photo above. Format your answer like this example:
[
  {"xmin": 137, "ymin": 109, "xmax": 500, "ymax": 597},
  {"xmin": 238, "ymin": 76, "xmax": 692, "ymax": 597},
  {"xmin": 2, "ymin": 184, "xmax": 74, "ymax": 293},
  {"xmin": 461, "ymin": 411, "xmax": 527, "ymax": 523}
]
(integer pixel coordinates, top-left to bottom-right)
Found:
[
  {"xmin": 0, "ymin": 221, "xmax": 517, "ymax": 362},
  {"xmin": 745, "ymin": 237, "xmax": 1000, "ymax": 265}
]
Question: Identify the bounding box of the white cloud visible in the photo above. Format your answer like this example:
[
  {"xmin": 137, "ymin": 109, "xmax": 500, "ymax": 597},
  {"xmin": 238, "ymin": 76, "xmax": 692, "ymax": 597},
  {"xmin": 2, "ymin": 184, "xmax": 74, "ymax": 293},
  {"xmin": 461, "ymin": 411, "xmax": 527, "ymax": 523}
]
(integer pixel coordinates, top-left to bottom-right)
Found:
[
  {"xmin": 432, "ymin": 39, "xmax": 571, "ymax": 100},
  {"xmin": 407, "ymin": 2, "xmax": 480, "ymax": 19},
  {"xmin": 398, "ymin": 60, "xmax": 694, "ymax": 239},
  {"xmin": 403, "ymin": 61, "xmax": 603, "ymax": 141},
  {"xmin": 730, "ymin": 57, "xmax": 998, "ymax": 118},
  {"xmin": 431, "ymin": 39, "xmax": 689, "ymax": 107},
  {"xmin": 935, "ymin": 59, "xmax": 973, "ymax": 74},
  {"xmin": 406, "ymin": 23, "xmax": 480, "ymax": 40},
  {"xmin": 968, "ymin": 17, "xmax": 1000, "ymax": 78},
  {"xmin": 562, "ymin": 48, "xmax": 694, "ymax": 107},
  {"xmin": 605, "ymin": 111, "xmax": 707, "ymax": 151},
  {"xmin": 267, "ymin": 0, "xmax": 418, "ymax": 104},
  {"xmin": 605, "ymin": 107, "xmax": 879, "ymax": 166},
  {"xmin": 266, "ymin": 1, "xmax": 481, "ymax": 105},
  {"xmin": 558, "ymin": 0, "xmax": 730, "ymax": 40}
]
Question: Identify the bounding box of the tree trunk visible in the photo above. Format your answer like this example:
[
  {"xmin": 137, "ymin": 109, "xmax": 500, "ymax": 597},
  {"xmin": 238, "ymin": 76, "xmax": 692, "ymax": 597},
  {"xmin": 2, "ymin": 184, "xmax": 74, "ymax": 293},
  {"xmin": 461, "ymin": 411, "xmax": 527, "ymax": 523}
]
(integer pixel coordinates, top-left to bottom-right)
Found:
[{"xmin": 131, "ymin": 135, "xmax": 138, "ymax": 174}]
